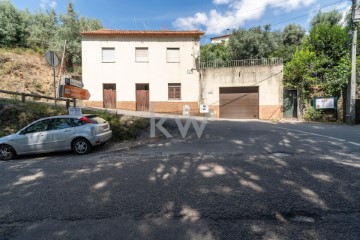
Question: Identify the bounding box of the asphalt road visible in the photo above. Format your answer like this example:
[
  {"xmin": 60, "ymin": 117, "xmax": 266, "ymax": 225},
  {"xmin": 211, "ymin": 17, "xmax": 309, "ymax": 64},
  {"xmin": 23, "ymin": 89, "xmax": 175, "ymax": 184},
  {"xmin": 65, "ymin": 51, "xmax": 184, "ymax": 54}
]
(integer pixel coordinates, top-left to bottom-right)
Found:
[{"xmin": 0, "ymin": 120, "xmax": 359, "ymax": 240}]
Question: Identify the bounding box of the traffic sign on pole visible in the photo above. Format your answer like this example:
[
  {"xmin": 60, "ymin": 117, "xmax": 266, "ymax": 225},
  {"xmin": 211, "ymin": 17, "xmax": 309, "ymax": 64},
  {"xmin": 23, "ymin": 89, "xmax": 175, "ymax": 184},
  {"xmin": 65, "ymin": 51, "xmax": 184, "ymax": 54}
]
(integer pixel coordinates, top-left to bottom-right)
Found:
[
  {"xmin": 62, "ymin": 85, "xmax": 91, "ymax": 100},
  {"xmin": 65, "ymin": 78, "xmax": 84, "ymax": 88}
]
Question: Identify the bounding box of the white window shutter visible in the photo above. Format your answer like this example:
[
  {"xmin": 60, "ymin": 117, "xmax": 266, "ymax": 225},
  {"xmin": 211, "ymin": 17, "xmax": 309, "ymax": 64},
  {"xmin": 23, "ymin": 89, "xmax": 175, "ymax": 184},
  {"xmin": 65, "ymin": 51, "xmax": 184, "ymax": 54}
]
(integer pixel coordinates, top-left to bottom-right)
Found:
[
  {"xmin": 102, "ymin": 48, "xmax": 115, "ymax": 62},
  {"xmin": 136, "ymin": 48, "xmax": 149, "ymax": 62},
  {"xmin": 167, "ymin": 48, "xmax": 180, "ymax": 63}
]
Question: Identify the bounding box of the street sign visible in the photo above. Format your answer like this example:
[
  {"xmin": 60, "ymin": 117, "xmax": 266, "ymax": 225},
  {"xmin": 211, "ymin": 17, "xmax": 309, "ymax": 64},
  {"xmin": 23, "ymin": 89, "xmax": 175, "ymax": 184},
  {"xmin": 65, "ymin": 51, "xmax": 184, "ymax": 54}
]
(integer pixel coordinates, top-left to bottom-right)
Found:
[
  {"xmin": 45, "ymin": 51, "xmax": 59, "ymax": 67},
  {"xmin": 314, "ymin": 97, "xmax": 337, "ymax": 110},
  {"xmin": 62, "ymin": 85, "xmax": 91, "ymax": 100},
  {"xmin": 69, "ymin": 107, "xmax": 82, "ymax": 115},
  {"xmin": 354, "ymin": 8, "xmax": 360, "ymax": 22},
  {"xmin": 65, "ymin": 78, "xmax": 84, "ymax": 88}
]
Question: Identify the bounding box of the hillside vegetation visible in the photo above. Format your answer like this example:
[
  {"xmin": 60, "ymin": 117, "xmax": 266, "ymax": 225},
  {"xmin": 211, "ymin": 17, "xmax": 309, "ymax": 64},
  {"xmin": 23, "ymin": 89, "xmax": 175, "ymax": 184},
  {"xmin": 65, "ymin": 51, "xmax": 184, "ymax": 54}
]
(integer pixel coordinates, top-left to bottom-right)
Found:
[
  {"xmin": 0, "ymin": 48, "xmax": 55, "ymax": 95},
  {"xmin": 0, "ymin": 0, "xmax": 102, "ymax": 72}
]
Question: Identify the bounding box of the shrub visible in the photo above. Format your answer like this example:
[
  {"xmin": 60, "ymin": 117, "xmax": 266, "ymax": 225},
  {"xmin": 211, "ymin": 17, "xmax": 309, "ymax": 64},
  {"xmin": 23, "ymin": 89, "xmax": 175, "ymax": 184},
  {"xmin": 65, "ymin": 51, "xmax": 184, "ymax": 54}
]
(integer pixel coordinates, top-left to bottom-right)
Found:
[{"xmin": 303, "ymin": 105, "xmax": 322, "ymax": 121}]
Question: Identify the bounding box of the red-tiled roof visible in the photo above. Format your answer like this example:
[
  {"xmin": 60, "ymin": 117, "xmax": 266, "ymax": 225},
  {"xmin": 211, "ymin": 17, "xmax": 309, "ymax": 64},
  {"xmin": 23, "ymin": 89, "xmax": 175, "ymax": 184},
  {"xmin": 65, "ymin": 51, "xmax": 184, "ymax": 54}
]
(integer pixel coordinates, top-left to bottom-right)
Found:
[{"xmin": 81, "ymin": 29, "xmax": 205, "ymax": 37}]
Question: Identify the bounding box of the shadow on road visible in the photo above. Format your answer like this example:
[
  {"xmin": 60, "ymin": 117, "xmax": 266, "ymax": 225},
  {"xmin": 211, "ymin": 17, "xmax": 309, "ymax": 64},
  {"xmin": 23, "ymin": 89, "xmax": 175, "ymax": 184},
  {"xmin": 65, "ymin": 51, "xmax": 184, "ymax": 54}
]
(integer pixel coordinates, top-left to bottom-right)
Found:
[{"xmin": 0, "ymin": 120, "xmax": 359, "ymax": 239}]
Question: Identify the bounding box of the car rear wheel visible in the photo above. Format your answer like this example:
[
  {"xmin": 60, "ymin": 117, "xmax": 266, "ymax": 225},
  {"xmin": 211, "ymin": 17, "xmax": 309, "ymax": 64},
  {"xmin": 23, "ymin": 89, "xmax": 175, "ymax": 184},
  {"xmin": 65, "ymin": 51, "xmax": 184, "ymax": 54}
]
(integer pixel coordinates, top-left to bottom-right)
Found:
[
  {"xmin": 0, "ymin": 145, "xmax": 16, "ymax": 161},
  {"xmin": 72, "ymin": 138, "xmax": 91, "ymax": 155}
]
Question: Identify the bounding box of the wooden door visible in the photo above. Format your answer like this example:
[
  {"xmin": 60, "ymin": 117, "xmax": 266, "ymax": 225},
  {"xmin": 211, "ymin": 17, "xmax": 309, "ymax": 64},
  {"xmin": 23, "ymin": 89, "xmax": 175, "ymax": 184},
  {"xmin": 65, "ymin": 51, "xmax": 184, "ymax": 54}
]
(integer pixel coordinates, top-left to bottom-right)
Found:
[
  {"xmin": 103, "ymin": 84, "xmax": 116, "ymax": 109},
  {"xmin": 136, "ymin": 84, "xmax": 149, "ymax": 111}
]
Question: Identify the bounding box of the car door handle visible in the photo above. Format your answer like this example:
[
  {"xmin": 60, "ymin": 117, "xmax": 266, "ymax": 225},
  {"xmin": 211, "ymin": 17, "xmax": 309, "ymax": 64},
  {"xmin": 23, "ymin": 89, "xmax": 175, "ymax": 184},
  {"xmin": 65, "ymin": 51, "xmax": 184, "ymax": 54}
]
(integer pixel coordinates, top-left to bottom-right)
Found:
[{"xmin": 64, "ymin": 130, "xmax": 71, "ymax": 132}]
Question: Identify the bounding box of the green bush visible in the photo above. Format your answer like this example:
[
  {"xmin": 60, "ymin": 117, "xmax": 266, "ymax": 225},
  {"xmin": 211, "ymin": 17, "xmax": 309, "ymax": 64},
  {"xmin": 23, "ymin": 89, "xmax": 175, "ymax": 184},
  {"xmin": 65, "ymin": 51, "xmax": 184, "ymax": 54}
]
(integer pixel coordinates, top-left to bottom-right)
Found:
[
  {"xmin": 82, "ymin": 109, "xmax": 149, "ymax": 141},
  {"xmin": 303, "ymin": 105, "xmax": 323, "ymax": 121}
]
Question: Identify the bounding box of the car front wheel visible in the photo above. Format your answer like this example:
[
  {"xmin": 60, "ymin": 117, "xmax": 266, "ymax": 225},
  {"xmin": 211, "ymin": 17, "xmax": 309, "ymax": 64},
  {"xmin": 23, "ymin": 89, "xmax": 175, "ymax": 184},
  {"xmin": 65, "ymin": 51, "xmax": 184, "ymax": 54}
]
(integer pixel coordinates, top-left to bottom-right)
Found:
[
  {"xmin": 72, "ymin": 138, "xmax": 91, "ymax": 155},
  {"xmin": 0, "ymin": 145, "xmax": 16, "ymax": 161}
]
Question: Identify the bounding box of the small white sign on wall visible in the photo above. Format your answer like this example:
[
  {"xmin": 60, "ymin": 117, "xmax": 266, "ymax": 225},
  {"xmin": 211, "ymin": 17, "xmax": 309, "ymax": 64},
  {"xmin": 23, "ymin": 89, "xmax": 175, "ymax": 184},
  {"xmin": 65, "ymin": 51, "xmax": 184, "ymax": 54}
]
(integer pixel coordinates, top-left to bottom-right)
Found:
[
  {"xmin": 200, "ymin": 104, "xmax": 209, "ymax": 113},
  {"xmin": 183, "ymin": 104, "xmax": 190, "ymax": 116},
  {"xmin": 69, "ymin": 107, "xmax": 82, "ymax": 115},
  {"xmin": 315, "ymin": 97, "xmax": 336, "ymax": 109}
]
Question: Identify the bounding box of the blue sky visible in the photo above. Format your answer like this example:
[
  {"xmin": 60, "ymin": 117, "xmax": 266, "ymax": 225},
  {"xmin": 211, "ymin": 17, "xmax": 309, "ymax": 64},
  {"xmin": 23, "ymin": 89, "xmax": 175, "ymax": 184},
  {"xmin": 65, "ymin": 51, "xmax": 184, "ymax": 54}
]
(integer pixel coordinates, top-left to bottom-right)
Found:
[{"xmin": 11, "ymin": 0, "xmax": 351, "ymax": 42}]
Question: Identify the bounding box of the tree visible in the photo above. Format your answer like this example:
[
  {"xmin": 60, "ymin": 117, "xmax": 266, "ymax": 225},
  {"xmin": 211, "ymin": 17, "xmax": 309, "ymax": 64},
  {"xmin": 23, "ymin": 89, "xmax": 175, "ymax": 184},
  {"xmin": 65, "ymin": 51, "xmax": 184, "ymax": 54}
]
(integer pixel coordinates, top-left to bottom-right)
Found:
[
  {"xmin": 56, "ymin": 1, "xmax": 103, "ymax": 71},
  {"xmin": 282, "ymin": 24, "xmax": 305, "ymax": 46},
  {"xmin": 311, "ymin": 10, "xmax": 342, "ymax": 28},
  {"xmin": 284, "ymin": 48, "xmax": 319, "ymax": 91},
  {"xmin": 25, "ymin": 9, "xmax": 58, "ymax": 51},
  {"xmin": 307, "ymin": 23, "xmax": 349, "ymax": 64},
  {"xmin": 200, "ymin": 43, "xmax": 229, "ymax": 62},
  {"xmin": 79, "ymin": 17, "xmax": 102, "ymax": 32},
  {"xmin": 57, "ymin": 1, "xmax": 81, "ymax": 70},
  {"xmin": 0, "ymin": 0, "xmax": 27, "ymax": 47},
  {"xmin": 228, "ymin": 25, "xmax": 282, "ymax": 60},
  {"xmin": 285, "ymin": 18, "xmax": 351, "ymax": 119},
  {"xmin": 272, "ymin": 24, "xmax": 306, "ymax": 62}
]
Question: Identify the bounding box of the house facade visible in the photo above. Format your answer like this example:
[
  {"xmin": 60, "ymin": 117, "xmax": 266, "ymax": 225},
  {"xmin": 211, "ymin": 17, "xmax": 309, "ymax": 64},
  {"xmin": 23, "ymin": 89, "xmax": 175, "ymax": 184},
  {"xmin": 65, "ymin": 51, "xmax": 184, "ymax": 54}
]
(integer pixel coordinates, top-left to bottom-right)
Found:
[
  {"xmin": 81, "ymin": 29, "xmax": 284, "ymax": 120},
  {"xmin": 81, "ymin": 29, "xmax": 204, "ymax": 114}
]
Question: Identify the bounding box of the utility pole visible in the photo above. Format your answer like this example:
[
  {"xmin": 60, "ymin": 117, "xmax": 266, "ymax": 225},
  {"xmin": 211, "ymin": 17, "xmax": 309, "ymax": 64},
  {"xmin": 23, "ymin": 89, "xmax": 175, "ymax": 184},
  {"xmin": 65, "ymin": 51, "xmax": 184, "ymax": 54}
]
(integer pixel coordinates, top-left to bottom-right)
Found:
[{"xmin": 348, "ymin": 0, "xmax": 358, "ymax": 124}]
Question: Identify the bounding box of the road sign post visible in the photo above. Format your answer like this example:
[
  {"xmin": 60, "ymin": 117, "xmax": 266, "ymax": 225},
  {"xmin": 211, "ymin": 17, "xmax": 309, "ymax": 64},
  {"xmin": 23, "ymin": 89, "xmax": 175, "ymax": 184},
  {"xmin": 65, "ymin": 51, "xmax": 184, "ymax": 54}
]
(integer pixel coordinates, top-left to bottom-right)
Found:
[
  {"xmin": 60, "ymin": 85, "xmax": 91, "ymax": 100},
  {"xmin": 45, "ymin": 51, "xmax": 60, "ymax": 107}
]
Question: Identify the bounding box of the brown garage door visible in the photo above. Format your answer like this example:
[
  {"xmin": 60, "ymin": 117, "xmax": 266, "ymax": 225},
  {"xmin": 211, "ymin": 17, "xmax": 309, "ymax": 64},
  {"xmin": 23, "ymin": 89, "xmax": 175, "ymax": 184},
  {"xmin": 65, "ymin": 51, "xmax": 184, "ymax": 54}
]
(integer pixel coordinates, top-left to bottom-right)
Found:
[{"xmin": 220, "ymin": 87, "xmax": 259, "ymax": 119}]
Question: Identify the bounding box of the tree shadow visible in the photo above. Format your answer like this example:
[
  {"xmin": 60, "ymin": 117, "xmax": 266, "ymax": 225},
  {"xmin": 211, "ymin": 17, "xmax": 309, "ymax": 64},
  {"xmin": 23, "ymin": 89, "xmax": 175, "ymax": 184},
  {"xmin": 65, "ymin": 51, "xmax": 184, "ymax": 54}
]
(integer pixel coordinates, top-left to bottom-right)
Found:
[{"xmin": 0, "ymin": 120, "xmax": 359, "ymax": 239}]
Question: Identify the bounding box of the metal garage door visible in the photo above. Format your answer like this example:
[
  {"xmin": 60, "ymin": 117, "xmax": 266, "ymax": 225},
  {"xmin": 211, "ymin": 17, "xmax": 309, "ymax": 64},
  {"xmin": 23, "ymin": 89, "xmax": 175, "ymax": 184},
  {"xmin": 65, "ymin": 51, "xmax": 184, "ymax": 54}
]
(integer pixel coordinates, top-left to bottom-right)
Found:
[{"xmin": 219, "ymin": 87, "xmax": 259, "ymax": 119}]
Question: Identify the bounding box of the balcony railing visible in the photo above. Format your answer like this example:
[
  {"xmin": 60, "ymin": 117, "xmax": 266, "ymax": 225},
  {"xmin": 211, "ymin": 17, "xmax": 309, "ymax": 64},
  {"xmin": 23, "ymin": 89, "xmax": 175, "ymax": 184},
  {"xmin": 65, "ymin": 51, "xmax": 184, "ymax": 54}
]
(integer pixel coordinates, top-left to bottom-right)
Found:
[{"xmin": 199, "ymin": 58, "xmax": 283, "ymax": 69}]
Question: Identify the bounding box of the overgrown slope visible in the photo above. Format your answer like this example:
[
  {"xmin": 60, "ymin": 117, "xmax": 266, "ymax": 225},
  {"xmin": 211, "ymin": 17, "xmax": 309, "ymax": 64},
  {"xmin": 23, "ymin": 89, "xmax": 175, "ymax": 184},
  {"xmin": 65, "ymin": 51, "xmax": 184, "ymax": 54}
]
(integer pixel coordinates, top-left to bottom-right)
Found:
[{"xmin": 0, "ymin": 48, "xmax": 56, "ymax": 95}]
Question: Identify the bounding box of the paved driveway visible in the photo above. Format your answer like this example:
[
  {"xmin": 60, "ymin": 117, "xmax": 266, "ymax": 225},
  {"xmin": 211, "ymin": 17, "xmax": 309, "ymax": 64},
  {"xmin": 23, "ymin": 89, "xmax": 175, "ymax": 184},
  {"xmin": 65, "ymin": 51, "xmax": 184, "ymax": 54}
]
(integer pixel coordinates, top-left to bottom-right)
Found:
[{"xmin": 0, "ymin": 120, "xmax": 359, "ymax": 239}]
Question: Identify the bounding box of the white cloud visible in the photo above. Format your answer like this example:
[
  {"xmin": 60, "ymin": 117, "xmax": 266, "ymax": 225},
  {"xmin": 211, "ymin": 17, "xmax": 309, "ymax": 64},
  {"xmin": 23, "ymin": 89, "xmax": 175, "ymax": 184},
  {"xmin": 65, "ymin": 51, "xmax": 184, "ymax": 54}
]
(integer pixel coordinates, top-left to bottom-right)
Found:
[
  {"xmin": 213, "ymin": 0, "xmax": 233, "ymax": 5},
  {"xmin": 173, "ymin": 0, "xmax": 316, "ymax": 34},
  {"xmin": 40, "ymin": 0, "xmax": 57, "ymax": 9}
]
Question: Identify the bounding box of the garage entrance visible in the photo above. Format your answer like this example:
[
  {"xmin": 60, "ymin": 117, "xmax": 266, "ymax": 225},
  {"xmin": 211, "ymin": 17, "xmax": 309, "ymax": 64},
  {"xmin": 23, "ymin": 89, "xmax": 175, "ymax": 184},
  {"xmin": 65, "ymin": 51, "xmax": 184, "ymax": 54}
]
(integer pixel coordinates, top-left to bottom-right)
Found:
[{"xmin": 219, "ymin": 87, "xmax": 259, "ymax": 119}]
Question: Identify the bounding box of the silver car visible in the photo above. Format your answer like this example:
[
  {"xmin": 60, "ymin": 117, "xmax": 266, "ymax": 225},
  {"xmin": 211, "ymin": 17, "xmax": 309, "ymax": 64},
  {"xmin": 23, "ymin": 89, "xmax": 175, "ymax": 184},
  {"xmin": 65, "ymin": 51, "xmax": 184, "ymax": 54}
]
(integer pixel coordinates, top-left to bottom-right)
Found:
[{"xmin": 0, "ymin": 115, "xmax": 112, "ymax": 160}]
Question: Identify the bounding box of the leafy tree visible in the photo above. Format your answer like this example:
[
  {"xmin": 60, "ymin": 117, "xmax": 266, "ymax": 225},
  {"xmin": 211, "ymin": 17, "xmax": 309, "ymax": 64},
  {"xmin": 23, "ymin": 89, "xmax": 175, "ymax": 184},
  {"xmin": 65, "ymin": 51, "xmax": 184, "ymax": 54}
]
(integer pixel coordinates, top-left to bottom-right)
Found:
[
  {"xmin": 311, "ymin": 10, "xmax": 342, "ymax": 28},
  {"xmin": 228, "ymin": 25, "xmax": 282, "ymax": 60},
  {"xmin": 273, "ymin": 24, "xmax": 306, "ymax": 62},
  {"xmin": 200, "ymin": 43, "xmax": 229, "ymax": 62},
  {"xmin": 282, "ymin": 24, "xmax": 306, "ymax": 46},
  {"xmin": 56, "ymin": 1, "xmax": 102, "ymax": 71},
  {"xmin": 284, "ymin": 48, "xmax": 319, "ymax": 92},
  {"xmin": 323, "ymin": 55, "xmax": 351, "ymax": 96},
  {"xmin": 307, "ymin": 23, "xmax": 350, "ymax": 64},
  {"xmin": 57, "ymin": 1, "xmax": 81, "ymax": 70},
  {"xmin": 0, "ymin": 0, "xmax": 27, "ymax": 47},
  {"xmin": 285, "ymin": 17, "xmax": 351, "ymax": 119},
  {"xmin": 25, "ymin": 9, "xmax": 58, "ymax": 52},
  {"xmin": 79, "ymin": 16, "xmax": 102, "ymax": 32}
]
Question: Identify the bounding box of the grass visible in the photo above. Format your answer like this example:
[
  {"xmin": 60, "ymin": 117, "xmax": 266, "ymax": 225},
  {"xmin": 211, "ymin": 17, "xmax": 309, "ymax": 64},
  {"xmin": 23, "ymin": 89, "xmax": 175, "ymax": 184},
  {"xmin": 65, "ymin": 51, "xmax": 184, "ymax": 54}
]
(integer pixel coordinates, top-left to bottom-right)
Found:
[{"xmin": 0, "ymin": 99, "xmax": 149, "ymax": 141}]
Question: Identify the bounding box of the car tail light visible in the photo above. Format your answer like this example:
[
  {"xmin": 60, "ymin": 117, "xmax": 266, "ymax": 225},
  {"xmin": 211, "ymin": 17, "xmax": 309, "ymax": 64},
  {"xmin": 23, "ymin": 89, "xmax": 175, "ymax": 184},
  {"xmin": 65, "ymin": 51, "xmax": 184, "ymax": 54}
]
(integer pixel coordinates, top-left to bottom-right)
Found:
[{"xmin": 80, "ymin": 117, "xmax": 93, "ymax": 124}]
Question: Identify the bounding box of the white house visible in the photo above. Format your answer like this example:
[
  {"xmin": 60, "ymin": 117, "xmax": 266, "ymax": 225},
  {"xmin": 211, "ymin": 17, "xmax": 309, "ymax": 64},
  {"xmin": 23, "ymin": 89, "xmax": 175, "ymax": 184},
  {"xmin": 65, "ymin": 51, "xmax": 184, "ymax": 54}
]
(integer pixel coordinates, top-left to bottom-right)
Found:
[
  {"xmin": 210, "ymin": 34, "xmax": 231, "ymax": 44},
  {"xmin": 81, "ymin": 29, "xmax": 204, "ymax": 114}
]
